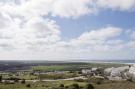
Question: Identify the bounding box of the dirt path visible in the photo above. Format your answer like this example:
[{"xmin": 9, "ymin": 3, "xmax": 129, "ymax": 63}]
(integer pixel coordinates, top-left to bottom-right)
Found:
[{"xmin": 25, "ymin": 76, "xmax": 86, "ymax": 82}]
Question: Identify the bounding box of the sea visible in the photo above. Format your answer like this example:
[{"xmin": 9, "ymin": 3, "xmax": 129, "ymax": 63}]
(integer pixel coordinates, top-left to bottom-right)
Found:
[{"xmin": 75, "ymin": 60, "xmax": 135, "ymax": 64}]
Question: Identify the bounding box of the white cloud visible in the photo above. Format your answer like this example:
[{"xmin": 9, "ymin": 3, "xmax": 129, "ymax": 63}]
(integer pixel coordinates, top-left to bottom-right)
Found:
[
  {"xmin": 97, "ymin": 0, "xmax": 135, "ymax": 11},
  {"xmin": 0, "ymin": 24, "xmax": 134, "ymax": 60},
  {"xmin": 0, "ymin": 0, "xmax": 135, "ymax": 19},
  {"xmin": 130, "ymin": 31, "xmax": 135, "ymax": 39},
  {"xmin": 0, "ymin": 0, "xmax": 135, "ymax": 60},
  {"xmin": 78, "ymin": 27, "xmax": 122, "ymax": 40},
  {"xmin": 51, "ymin": 0, "xmax": 97, "ymax": 18},
  {"xmin": 57, "ymin": 27, "xmax": 134, "ymax": 60},
  {"xmin": 0, "ymin": 13, "xmax": 12, "ymax": 29},
  {"xmin": 125, "ymin": 41, "xmax": 135, "ymax": 51},
  {"xmin": 0, "ymin": 13, "xmax": 61, "ymax": 51},
  {"xmin": 69, "ymin": 27, "xmax": 122, "ymax": 48},
  {"xmin": 0, "ymin": 0, "xmax": 96, "ymax": 19}
]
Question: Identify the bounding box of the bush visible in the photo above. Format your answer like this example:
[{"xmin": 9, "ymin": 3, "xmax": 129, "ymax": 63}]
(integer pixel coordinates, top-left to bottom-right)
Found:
[
  {"xmin": 70, "ymin": 83, "xmax": 79, "ymax": 89},
  {"xmin": 26, "ymin": 84, "xmax": 31, "ymax": 88},
  {"xmin": 85, "ymin": 84, "xmax": 94, "ymax": 89},
  {"xmin": 51, "ymin": 87, "xmax": 58, "ymax": 89},
  {"xmin": 0, "ymin": 75, "xmax": 2, "ymax": 82},
  {"xmin": 127, "ymin": 78, "xmax": 133, "ymax": 82},
  {"xmin": 78, "ymin": 71, "xmax": 82, "ymax": 74},
  {"xmin": 65, "ymin": 86, "xmax": 69, "ymax": 89},
  {"xmin": 59, "ymin": 84, "xmax": 64, "ymax": 87},
  {"xmin": 74, "ymin": 78, "xmax": 84, "ymax": 82},
  {"xmin": 14, "ymin": 78, "xmax": 19, "ymax": 83},
  {"xmin": 21, "ymin": 79, "xmax": 25, "ymax": 84},
  {"xmin": 59, "ymin": 84, "xmax": 64, "ymax": 89},
  {"xmin": 96, "ymin": 80, "xmax": 101, "ymax": 85},
  {"xmin": 87, "ymin": 77, "xmax": 104, "ymax": 84}
]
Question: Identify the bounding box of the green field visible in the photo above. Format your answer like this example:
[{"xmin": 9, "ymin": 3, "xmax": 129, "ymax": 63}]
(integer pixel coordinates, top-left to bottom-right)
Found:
[{"xmin": 32, "ymin": 63, "xmax": 126, "ymax": 71}]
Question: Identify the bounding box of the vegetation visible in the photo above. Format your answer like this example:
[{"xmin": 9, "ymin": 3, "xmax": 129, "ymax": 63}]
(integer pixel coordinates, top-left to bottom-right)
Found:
[
  {"xmin": 0, "ymin": 75, "xmax": 2, "ymax": 82},
  {"xmin": 21, "ymin": 79, "xmax": 26, "ymax": 84},
  {"xmin": 0, "ymin": 80, "xmax": 135, "ymax": 89},
  {"xmin": 26, "ymin": 84, "xmax": 31, "ymax": 88},
  {"xmin": 85, "ymin": 84, "xmax": 94, "ymax": 89},
  {"xmin": 32, "ymin": 63, "xmax": 125, "ymax": 72},
  {"xmin": 38, "ymin": 73, "xmax": 78, "ymax": 80},
  {"xmin": 59, "ymin": 84, "xmax": 64, "ymax": 89},
  {"xmin": 86, "ymin": 77, "xmax": 104, "ymax": 84}
]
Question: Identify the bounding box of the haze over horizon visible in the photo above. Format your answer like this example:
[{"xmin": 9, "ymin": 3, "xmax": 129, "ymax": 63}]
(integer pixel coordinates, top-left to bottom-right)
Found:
[{"xmin": 0, "ymin": 0, "xmax": 135, "ymax": 61}]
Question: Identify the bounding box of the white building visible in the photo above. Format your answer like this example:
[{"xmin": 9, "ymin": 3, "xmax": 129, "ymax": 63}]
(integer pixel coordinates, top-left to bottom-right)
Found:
[{"xmin": 82, "ymin": 69, "xmax": 92, "ymax": 74}]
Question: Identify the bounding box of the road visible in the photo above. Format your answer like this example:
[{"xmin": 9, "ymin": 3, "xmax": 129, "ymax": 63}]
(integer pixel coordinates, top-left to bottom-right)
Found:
[{"xmin": 25, "ymin": 76, "xmax": 87, "ymax": 82}]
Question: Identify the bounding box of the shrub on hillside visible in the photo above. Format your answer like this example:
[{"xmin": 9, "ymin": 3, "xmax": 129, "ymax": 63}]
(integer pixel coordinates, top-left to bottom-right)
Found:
[
  {"xmin": 70, "ymin": 83, "xmax": 80, "ymax": 89},
  {"xmin": 21, "ymin": 79, "xmax": 25, "ymax": 84},
  {"xmin": 26, "ymin": 84, "xmax": 31, "ymax": 88},
  {"xmin": 86, "ymin": 77, "xmax": 104, "ymax": 84},
  {"xmin": 59, "ymin": 84, "xmax": 64, "ymax": 87},
  {"xmin": 0, "ymin": 75, "xmax": 2, "ymax": 82},
  {"xmin": 74, "ymin": 78, "xmax": 85, "ymax": 82},
  {"xmin": 85, "ymin": 84, "xmax": 94, "ymax": 89},
  {"xmin": 65, "ymin": 86, "xmax": 69, "ymax": 89}
]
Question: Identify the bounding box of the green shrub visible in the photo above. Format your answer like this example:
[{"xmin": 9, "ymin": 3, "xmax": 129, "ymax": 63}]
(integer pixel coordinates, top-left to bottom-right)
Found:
[
  {"xmin": 26, "ymin": 84, "xmax": 31, "ymax": 88},
  {"xmin": 59, "ymin": 84, "xmax": 64, "ymax": 87},
  {"xmin": 85, "ymin": 84, "xmax": 94, "ymax": 89},
  {"xmin": 70, "ymin": 83, "xmax": 79, "ymax": 89},
  {"xmin": 51, "ymin": 87, "xmax": 58, "ymax": 89},
  {"xmin": 87, "ymin": 77, "xmax": 104, "ymax": 84},
  {"xmin": 21, "ymin": 79, "xmax": 25, "ymax": 84},
  {"xmin": 96, "ymin": 80, "xmax": 102, "ymax": 85},
  {"xmin": 74, "ymin": 79, "xmax": 84, "ymax": 82},
  {"xmin": 0, "ymin": 75, "xmax": 2, "ymax": 82},
  {"xmin": 65, "ymin": 86, "xmax": 69, "ymax": 89}
]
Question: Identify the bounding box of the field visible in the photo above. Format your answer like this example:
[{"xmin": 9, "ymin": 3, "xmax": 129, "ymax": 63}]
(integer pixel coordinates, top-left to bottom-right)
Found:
[{"xmin": 32, "ymin": 63, "xmax": 126, "ymax": 71}]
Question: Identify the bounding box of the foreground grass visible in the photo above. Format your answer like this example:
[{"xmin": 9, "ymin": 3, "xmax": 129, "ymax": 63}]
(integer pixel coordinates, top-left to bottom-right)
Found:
[
  {"xmin": 0, "ymin": 80, "xmax": 135, "ymax": 89},
  {"xmin": 94, "ymin": 81, "xmax": 135, "ymax": 89},
  {"xmin": 0, "ymin": 81, "xmax": 86, "ymax": 89}
]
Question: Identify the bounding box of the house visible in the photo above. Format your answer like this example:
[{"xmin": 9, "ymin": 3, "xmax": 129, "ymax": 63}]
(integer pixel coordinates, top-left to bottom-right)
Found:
[
  {"xmin": 17, "ymin": 70, "xmax": 32, "ymax": 76},
  {"xmin": 128, "ymin": 64, "xmax": 135, "ymax": 82},
  {"xmin": 82, "ymin": 67, "xmax": 100, "ymax": 76},
  {"xmin": 33, "ymin": 71, "xmax": 67, "ymax": 75},
  {"xmin": 2, "ymin": 80, "xmax": 15, "ymax": 84},
  {"xmin": 104, "ymin": 66, "xmax": 130, "ymax": 81},
  {"xmin": 82, "ymin": 69, "xmax": 92, "ymax": 74}
]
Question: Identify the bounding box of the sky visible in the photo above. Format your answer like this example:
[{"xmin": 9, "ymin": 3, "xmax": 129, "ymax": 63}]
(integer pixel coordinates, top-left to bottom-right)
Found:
[{"xmin": 0, "ymin": 0, "xmax": 135, "ymax": 60}]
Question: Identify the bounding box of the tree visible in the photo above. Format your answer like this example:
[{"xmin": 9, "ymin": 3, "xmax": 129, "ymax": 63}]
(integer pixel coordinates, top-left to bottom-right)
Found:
[{"xmin": 85, "ymin": 84, "xmax": 94, "ymax": 89}]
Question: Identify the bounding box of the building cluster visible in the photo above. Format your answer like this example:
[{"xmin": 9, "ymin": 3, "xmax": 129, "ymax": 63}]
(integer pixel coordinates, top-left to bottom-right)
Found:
[{"xmin": 82, "ymin": 64, "xmax": 135, "ymax": 82}]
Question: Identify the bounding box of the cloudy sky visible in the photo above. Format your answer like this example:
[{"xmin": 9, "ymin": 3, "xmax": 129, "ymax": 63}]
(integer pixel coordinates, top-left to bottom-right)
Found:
[{"xmin": 0, "ymin": 0, "xmax": 135, "ymax": 60}]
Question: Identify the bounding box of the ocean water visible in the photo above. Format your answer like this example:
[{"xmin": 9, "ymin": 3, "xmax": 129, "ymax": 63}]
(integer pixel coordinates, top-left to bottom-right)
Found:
[{"xmin": 87, "ymin": 60, "xmax": 135, "ymax": 64}]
